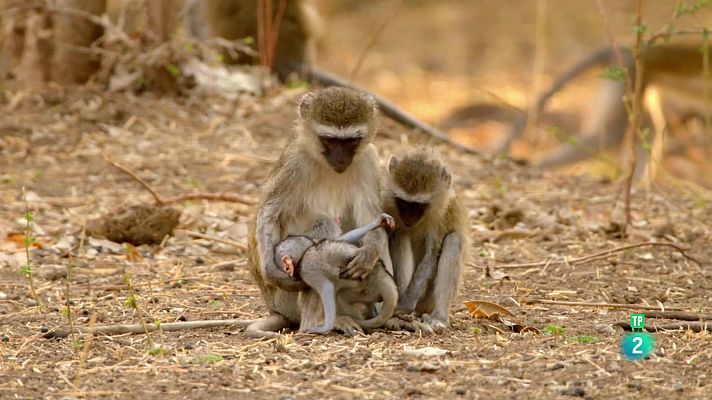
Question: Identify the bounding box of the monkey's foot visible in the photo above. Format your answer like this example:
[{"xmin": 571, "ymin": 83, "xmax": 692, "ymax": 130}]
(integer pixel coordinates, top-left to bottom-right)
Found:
[
  {"xmin": 334, "ymin": 315, "xmax": 364, "ymax": 336},
  {"xmin": 304, "ymin": 325, "xmax": 332, "ymax": 335},
  {"xmin": 393, "ymin": 310, "xmax": 418, "ymax": 322},
  {"xmin": 384, "ymin": 316, "xmax": 434, "ymax": 335},
  {"xmin": 421, "ymin": 314, "xmax": 448, "ymax": 334}
]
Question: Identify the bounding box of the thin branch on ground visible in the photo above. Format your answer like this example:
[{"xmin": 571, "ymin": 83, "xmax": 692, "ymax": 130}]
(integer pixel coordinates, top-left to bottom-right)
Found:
[
  {"xmin": 44, "ymin": 319, "xmax": 257, "ymax": 339},
  {"xmin": 492, "ymin": 241, "xmax": 702, "ymax": 269},
  {"xmin": 175, "ymin": 229, "xmax": 247, "ymax": 251},
  {"xmin": 615, "ymin": 320, "xmax": 712, "ymax": 332},
  {"xmin": 640, "ymin": 311, "xmax": 712, "ymax": 321},
  {"xmin": 102, "ymin": 151, "xmax": 256, "ymax": 206},
  {"xmin": 524, "ymin": 299, "xmax": 686, "ymax": 311}
]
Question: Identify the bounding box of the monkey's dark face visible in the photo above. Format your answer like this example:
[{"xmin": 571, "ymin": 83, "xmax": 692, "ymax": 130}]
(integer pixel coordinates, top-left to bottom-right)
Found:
[
  {"xmin": 319, "ymin": 136, "xmax": 362, "ymax": 173},
  {"xmin": 395, "ymin": 197, "xmax": 429, "ymax": 227}
]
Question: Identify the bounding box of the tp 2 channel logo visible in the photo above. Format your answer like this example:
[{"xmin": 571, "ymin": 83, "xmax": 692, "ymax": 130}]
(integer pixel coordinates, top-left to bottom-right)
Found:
[{"xmin": 620, "ymin": 313, "xmax": 655, "ymax": 361}]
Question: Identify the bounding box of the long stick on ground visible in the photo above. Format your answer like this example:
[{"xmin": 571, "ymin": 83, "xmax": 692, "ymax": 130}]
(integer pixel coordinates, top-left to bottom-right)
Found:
[
  {"xmin": 493, "ymin": 241, "xmax": 701, "ymax": 269},
  {"xmin": 523, "ymin": 299, "xmax": 686, "ymax": 311},
  {"xmin": 101, "ymin": 151, "xmax": 256, "ymax": 206},
  {"xmin": 615, "ymin": 321, "xmax": 712, "ymax": 333},
  {"xmin": 43, "ymin": 319, "xmax": 256, "ymax": 339},
  {"xmin": 641, "ymin": 311, "xmax": 712, "ymax": 321}
]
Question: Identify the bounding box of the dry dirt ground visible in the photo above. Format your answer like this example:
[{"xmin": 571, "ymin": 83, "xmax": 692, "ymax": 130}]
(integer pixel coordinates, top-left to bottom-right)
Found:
[{"xmin": 0, "ymin": 84, "xmax": 711, "ymax": 400}]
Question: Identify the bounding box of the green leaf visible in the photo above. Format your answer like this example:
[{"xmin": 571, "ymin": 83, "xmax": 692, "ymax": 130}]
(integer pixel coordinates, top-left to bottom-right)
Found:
[
  {"xmin": 23, "ymin": 236, "xmax": 36, "ymax": 246},
  {"xmin": 470, "ymin": 326, "xmax": 482, "ymax": 335},
  {"xmin": 23, "ymin": 211, "xmax": 34, "ymax": 222},
  {"xmin": 124, "ymin": 295, "xmax": 137, "ymax": 308},
  {"xmin": 599, "ymin": 66, "xmax": 626, "ymax": 82},
  {"xmin": 243, "ymin": 36, "xmax": 254, "ymax": 45},
  {"xmin": 214, "ymin": 53, "xmax": 225, "ymax": 63},
  {"xmin": 286, "ymin": 79, "xmax": 309, "ymax": 89},
  {"xmin": 192, "ymin": 354, "xmax": 224, "ymax": 364},
  {"xmin": 573, "ymin": 335, "xmax": 599, "ymax": 344},
  {"xmin": 635, "ymin": 24, "xmax": 648, "ymax": 35},
  {"xmin": 164, "ymin": 64, "xmax": 181, "ymax": 77},
  {"xmin": 19, "ymin": 265, "xmax": 32, "ymax": 276},
  {"xmin": 148, "ymin": 344, "xmax": 168, "ymax": 356},
  {"xmin": 544, "ymin": 324, "xmax": 565, "ymax": 336}
]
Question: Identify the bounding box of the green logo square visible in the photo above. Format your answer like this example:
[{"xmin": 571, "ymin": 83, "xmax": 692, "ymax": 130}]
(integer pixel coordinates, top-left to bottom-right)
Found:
[{"xmin": 630, "ymin": 314, "xmax": 645, "ymax": 330}]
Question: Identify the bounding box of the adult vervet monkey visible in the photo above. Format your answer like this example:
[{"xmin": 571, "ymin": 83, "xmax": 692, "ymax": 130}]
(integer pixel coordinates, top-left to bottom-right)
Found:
[
  {"xmin": 382, "ymin": 148, "xmax": 469, "ymax": 332},
  {"xmin": 246, "ymin": 87, "xmax": 392, "ymax": 338}
]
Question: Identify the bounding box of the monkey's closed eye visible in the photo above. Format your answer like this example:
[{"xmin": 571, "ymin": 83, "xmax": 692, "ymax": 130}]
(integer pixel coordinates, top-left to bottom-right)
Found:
[{"xmin": 319, "ymin": 137, "xmax": 361, "ymax": 150}]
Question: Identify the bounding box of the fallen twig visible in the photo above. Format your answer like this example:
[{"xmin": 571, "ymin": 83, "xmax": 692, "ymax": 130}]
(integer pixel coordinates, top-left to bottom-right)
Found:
[
  {"xmin": 614, "ymin": 321, "xmax": 712, "ymax": 333},
  {"xmin": 640, "ymin": 311, "xmax": 712, "ymax": 321},
  {"xmin": 523, "ymin": 299, "xmax": 685, "ymax": 311},
  {"xmin": 102, "ymin": 151, "xmax": 256, "ymax": 205},
  {"xmin": 176, "ymin": 229, "xmax": 247, "ymax": 251},
  {"xmin": 493, "ymin": 241, "xmax": 702, "ymax": 269},
  {"xmin": 43, "ymin": 319, "xmax": 256, "ymax": 339}
]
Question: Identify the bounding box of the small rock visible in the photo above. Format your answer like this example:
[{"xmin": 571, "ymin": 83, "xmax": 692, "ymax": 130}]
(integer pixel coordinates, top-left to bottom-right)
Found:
[
  {"xmin": 454, "ymin": 387, "xmax": 466, "ymax": 396},
  {"xmin": 405, "ymin": 361, "xmax": 441, "ymax": 372},
  {"xmin": 195, "ymin": 257, "xmax": 204, "ymax": 265},
  {"xmin": 0, "ymin": 292, "xmax": 6, "ymax": 300},
  {"xmin": 40, "ymin": 326, "xmax": 49, "ymax": 333},
  {"xmin": 596, "ymin": 324, "xmax": 615, "ymax": 335},
  {"xmin": 548, "ymin": 362, "xmax": 565, "ymax": 371},
  {"xmin": 560, "ymin": 386, "xmax": 585, "ymax": 397},
  {"xmin": 627, "ymin": 382, "xmax": 643, "ymax": 391},
  {"xmin": 183, "ymin": 343, "xmax": 194, "ymax": 350},
  {"xmin": 1, "ymin": 335, "xmax": 9, "ymax": 342},
  {"xmin": 25, "ymin": 299, "xmax": 38, "ymax": 307},
  {"xmin": 672, "ymin": 383, "xmax": 684, "ymax": 392}
]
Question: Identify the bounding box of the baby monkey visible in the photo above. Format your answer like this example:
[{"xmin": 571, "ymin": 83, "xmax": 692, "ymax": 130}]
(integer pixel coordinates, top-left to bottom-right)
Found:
[{"xmin": 274, "ymin": 214, "xmax": 397, "ymax": 334}]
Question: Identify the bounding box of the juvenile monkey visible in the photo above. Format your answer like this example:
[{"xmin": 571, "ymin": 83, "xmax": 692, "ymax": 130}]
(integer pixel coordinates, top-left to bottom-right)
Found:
[
  {"xmin": 246, "ymin": 87, "xmax": 391, "ymax": 338},
  {"xmin": 274, "ymin": 214, "xmax": 397, "ymax": 334},
  {"xmin": 383, "ymin": 148, "xmax": 469, "ymax": 331},
  {"xmin": 501, "ymin": 43, "xmax": 708, "ymax": 171}
]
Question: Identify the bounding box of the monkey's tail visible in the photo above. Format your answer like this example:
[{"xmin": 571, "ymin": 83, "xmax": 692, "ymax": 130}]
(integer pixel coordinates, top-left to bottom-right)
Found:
[
  {"xmin": 500, "ymin": 46, "xmax": 632, "ymax": 154},
  {"xmin": 355, "ymin": 273, "xmax": 398, "ymax": 329},
  {"xmin": 304, "ymin": 66, "xmax": 480, "ymax": 155}
]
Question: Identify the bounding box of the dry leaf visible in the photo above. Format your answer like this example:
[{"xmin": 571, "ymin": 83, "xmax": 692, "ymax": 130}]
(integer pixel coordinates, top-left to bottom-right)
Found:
[
  {"xmin": 486, "ymin": 266, "xmax": 510, "ymax": 280},
  {"xmin": 464, "ymin": 300, "xmax": 515, "ymax": 320}
]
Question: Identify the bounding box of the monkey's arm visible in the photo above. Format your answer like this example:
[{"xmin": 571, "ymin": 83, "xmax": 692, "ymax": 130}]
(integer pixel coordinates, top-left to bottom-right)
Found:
[
  {"xmin": 397, "ymin": 235, "xmax": 439, "ymax": 311},
  {"xmin": 337, "ymin": 214, "xmax": 394, "ymax": 244},
  {"xmin": 340, "ymin": 226, "xmax": 388, "ymax": 280},
  {"xmin": 256, "ymin": 203, "xmax": 306, "ymax": 292}
]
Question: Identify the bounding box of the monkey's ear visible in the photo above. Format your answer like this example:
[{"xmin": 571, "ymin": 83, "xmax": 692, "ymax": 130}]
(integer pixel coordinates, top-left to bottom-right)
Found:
[
  {"xmin": 440, "ymin": 166, "xmax": 452, "ymax": 188},
  {"xmin": 299, "ymin": 92, "xmax": 316, "ymax": 118},
  {"xmin": 388, "ymin": 155, "xmax": 398, "ymax": 172}
]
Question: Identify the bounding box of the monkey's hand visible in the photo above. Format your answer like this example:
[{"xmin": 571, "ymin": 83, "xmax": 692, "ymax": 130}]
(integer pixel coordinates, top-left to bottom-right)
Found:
[
  {"xmin": 340, "ymin": 244, "xmax": 379, "ymax": 280},
  {"xmin": 334, "ymin": 315, "xmax": 364, "ymax": 336},
  {"xmin": 340, "ymin": 226, "xmax": 384, "ymax": 280}
]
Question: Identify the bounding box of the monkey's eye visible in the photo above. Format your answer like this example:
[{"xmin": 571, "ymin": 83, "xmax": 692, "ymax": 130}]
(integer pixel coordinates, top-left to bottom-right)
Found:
[{"xmin": 319, "ymin": 137, "xmax": 361, "ymax": 151}]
